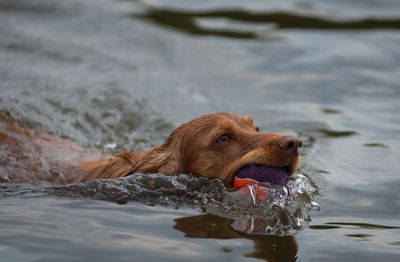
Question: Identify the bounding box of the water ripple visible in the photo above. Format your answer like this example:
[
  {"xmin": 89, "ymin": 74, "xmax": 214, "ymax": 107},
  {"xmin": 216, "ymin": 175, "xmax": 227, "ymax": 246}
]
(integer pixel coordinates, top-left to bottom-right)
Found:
[{"xmin": 1, "ymin": 173, "xmax": 319, "ymax": 236}]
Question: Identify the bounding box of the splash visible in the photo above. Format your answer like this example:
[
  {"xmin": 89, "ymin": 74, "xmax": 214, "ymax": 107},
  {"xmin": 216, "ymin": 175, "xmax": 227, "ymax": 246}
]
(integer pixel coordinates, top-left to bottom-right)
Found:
[
  {"xmin": 1, "ymin": 173, "xmax": 319, "ymax": 235},
  {"xmin": 210, "ymin": 174, "xmax": 320, "ymax": 235}
]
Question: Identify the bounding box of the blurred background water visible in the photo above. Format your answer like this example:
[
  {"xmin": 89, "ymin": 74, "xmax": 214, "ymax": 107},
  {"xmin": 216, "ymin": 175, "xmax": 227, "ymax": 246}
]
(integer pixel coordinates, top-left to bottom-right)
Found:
[{"xmin": 1, "ymin": 0, "xmax": 400, "ymax": 261}]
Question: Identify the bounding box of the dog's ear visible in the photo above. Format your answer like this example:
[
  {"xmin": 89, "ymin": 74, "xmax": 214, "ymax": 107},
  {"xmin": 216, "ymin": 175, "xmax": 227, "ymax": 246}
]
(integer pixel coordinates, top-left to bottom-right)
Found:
[
  {"xmin": 83, "ymin": 125, "xmax": 185, "ymax": 180},
  {"xmin": 156, "ymin": 156, "xmax": 180, "ymax": 175},
  {"xmin": 130, "ymin": 146, "xmax": 182, "ymax": 175},
  {"xmin": 79, "ymin": 152, "xmax": 140, "ymax": 181},
  {"xmin": 80, "ymin": 141, "xmax": 182, "ymax": 180},
  {"xmin": 129, "ymin": 125, "xmax": 187, "ymax": 176}
]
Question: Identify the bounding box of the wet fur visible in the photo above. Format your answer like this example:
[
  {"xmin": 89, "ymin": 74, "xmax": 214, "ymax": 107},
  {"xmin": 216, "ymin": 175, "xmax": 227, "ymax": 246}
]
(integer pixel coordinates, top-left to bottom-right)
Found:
[{"xmin": 0, "ymin": 111, "xmax": 300, "ymax": 186}]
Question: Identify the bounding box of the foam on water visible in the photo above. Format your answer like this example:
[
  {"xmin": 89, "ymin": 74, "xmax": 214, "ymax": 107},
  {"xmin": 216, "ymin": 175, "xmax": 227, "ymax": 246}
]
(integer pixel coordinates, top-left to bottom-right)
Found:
[{"xmin": 1, "ymin": 173, "xmax": 319, "ymax": 235}]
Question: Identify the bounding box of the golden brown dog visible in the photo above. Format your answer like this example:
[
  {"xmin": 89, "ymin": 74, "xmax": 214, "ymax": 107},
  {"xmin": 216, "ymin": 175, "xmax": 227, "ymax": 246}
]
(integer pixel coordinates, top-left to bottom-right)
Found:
[{"xmin": 0, "ymin": 112, "xmax": 302, "ymax": 187}]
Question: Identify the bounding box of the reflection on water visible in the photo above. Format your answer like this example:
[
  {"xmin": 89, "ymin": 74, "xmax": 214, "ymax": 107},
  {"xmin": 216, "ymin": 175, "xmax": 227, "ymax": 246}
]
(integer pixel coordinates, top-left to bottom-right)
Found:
[
  {"xmin": 363, "ymin": 142, "xmax": 390, "ymax": 148},
  {"xmin": 174, "ymin": 214, "xmax": 298, "ymax": 262},
  {"xmin": 317, "ymin": 222, "xmax": 399, "ymax": 230},
  {"xmin": 319, "ymin": 107, "xmax": 344, "ymax": 115},
  {"xmin": 317, "ymin": 128, "xmax": 358, "ymax": 137},
  {"xmin": 135, "ymin": 8, "xmax": 400, "ymax": 39}
]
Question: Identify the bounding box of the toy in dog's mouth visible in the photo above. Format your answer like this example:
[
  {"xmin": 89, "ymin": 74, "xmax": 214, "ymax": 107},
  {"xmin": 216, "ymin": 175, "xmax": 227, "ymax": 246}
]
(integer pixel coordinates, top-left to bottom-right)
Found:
[{"xmin": 233, "ymin": 165, "xmax": 289, "ymax": 188}]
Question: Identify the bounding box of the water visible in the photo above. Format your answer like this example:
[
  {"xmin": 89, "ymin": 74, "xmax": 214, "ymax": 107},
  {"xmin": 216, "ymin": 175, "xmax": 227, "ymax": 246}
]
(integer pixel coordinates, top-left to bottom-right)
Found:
[{"xmin": 1, "ymin": 0, "xmax": 400, "ymax": 261}]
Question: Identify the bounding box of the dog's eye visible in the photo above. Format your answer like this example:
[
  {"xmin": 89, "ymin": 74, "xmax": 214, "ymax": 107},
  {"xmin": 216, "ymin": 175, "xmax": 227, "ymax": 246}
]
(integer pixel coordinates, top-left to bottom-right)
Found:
[{"xmin": 216, "ymin": 134, "xmax": 230, "ymax": 143}]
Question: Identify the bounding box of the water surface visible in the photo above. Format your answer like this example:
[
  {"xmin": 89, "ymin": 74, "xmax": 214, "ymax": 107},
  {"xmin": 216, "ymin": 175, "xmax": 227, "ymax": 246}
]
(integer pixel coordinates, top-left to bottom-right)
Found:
[{"xmin": 1, "ymin": 0, "xmax": 400, "ymax": 261}]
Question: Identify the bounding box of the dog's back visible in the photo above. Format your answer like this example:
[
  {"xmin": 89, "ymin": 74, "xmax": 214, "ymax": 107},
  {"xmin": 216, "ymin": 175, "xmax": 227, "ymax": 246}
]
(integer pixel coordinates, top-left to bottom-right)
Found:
[{"xmin": 0, "ymin": 112, "xmax": 102, "ymax": 185}]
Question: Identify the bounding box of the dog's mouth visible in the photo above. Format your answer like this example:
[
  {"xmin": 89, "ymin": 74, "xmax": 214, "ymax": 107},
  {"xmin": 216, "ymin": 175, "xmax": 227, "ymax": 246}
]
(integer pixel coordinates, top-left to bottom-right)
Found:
[{"xmin": 233, "ymin": 164, "xmax": 289, "ymax": 188}]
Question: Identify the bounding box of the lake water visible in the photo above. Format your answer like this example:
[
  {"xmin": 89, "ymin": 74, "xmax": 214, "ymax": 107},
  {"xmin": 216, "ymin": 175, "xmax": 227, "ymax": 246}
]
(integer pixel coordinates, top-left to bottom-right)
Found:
[{"xmin": 1, "ymin": 0, "xmax": 400, "ymax": 261}]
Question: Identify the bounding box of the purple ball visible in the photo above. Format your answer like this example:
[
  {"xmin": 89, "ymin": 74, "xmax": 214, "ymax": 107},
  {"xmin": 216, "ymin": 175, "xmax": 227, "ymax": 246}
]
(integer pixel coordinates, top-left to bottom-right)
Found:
[{"xmin": 235, "ymin": 165, "xmax": 289, "ymax": 186}]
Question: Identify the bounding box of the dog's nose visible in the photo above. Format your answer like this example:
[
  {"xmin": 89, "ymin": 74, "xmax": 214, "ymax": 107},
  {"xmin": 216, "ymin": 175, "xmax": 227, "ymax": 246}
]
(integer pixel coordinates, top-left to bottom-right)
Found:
[{"xmin": 277, "ymin": 136, "xmax": 302, "ymax": 157}]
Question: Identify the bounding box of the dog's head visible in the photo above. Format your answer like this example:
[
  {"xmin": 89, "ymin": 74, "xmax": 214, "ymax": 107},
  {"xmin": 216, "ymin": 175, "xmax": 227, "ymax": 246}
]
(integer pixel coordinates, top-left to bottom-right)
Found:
[{"xmin": 150, "ymin": 112, "xmax": 302, "ymax": 187}]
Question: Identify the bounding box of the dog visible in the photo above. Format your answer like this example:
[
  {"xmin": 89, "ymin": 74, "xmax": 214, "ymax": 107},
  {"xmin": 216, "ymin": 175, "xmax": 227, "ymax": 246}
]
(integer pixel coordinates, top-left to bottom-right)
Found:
[{"xmin": 0, "ymin": 111, "xmax": 302, "ymax": 187}]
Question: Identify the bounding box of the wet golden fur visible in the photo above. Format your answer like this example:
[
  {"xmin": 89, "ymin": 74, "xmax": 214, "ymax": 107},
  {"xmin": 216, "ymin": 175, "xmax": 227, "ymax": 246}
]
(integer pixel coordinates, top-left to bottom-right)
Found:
[
  {"xmin": 80, "ymin": 112, "xmax": 301, "ymax": 186},
  {"xmin": 1, "ymin": 112, "xmax": 301, "ymax": 186}
]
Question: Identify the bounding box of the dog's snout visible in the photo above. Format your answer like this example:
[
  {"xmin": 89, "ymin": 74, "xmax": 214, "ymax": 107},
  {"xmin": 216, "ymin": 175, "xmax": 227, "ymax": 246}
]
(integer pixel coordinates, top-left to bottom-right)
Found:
[{"xmin": 277, "ymin": 136, "xmax": 302, "ymax": 157}]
